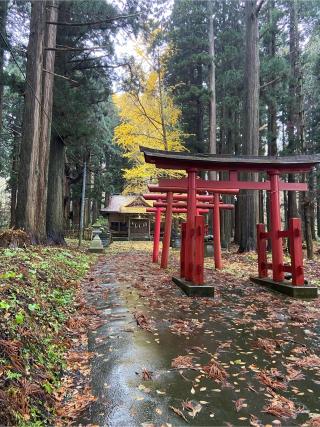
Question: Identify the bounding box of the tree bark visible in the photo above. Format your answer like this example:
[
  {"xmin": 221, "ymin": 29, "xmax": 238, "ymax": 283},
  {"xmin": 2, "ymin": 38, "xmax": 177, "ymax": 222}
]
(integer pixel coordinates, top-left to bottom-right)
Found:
[
  {"xmin": 46, "ymin": 1, "xmax": 70, "ymax": 244},
  {"xmin": 46, "ymin": 136, "xmax": 66, "ymax": 244},
  {"xmin": 15, "ymin": 1, "xmax": 46, "ymax": 241},
  {"xmin": 266, "ymin": 0, "xmax": 277, "ymax": 248},
  {"xmin": 0, "ymin": 0, "xmax": 8, "ymax": 133},
  {"xmin": 287, "ymin": 0, "xmax": 299, "ymax": 225},
  {"xmin": 302, "ymin": 184, "xmax": 314, "ymax": 259},
  {"xmin": 239, "ymin": 0, "xmax": 260, "ymax": 252},
  {"xmin": 208, "ymin": 0, "xmax": 216, "ymax": 180},
  {"xmin": 10, "ymin": 128, "xmax": 21, "ymax": 227},
  {"xmin": 37, "ymin": 0, "xmax": 58, "ymax": 240}
]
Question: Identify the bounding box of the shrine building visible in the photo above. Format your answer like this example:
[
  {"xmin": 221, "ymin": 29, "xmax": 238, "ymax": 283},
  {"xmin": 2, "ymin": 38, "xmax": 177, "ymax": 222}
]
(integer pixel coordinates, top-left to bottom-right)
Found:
[{"xmin": 100, "ymin": 195, "xmax": 153, "ymax": 241}]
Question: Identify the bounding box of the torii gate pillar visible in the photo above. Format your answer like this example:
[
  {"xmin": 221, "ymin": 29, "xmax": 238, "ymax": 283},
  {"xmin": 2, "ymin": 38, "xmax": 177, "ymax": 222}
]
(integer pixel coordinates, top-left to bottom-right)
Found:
[{"xmin": 185, "ymin": 169, "xmax": 198, "ymax": 282}]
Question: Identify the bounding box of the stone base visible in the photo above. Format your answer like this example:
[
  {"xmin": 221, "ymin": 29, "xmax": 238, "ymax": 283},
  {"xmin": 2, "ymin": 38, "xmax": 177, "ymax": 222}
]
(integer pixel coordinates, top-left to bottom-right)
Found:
[
  {"xmin": 172, "ymin": 277, "xmax": 215, "ymax": 297},
  {"xmin": 88, "ymin": 248, "xmax": 105, "ymax": 253},
  {"xmin": 250, "ymin": 276, "xmax": 318, "ymax": 298}
]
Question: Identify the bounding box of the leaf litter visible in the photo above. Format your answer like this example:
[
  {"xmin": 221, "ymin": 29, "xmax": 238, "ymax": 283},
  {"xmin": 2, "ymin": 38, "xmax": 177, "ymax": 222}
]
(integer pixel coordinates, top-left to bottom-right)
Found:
[{"xmin": 85, "ymin": 242, "xmax": 320, "ymax": 426}]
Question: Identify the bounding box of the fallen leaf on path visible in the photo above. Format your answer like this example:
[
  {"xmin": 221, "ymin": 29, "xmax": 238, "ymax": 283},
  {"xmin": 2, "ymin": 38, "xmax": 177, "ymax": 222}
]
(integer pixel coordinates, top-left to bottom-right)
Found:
[
  {"xmin": 203, "ymin": 359, "xmax": 228, "ymax": 383},
  {"xmin": 182, "ymin": 401, "xmax": 202, "ymax": 418},
  {"xmin": 234, "ymin": 398, "xmax": 247, "ymax": 412},
  {"xmin": 171, "ymin": 355, "xmax": 194, "ymax": 369},
  {"xmin": 134, "ymin": 311, "xmax": 154, "ymax": 332},
  {"xmin": 263, "ymin": 389, "xmax": 302, "ymax": 419},
  {"xmin": 256, "ymin": 370, "xmax": 287, "ymax": 391},
  {"xmin": 142, "ymin": 368, "xmax": 153, "ymax": 380},
  {"xmin": 169, "ymin": 406, "xmax": 189, "ymax": 422}
]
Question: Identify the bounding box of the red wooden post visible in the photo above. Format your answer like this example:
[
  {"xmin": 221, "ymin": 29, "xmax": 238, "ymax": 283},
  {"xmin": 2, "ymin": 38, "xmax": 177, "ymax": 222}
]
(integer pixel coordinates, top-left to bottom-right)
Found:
[
  {"xmin": 289, "ymin": 218, "xmax": 304, "ymax": 285},
  {"xmin": 257, "ymin": 223, "xmax": 268, "ymax": 278},
  {"xmin": 269, "ymin": 171, "xmax": 285, "ymax": 282},
  {"xmin": 213, "ymin": 192, "xmax": 222, "ymax": 269},
  {"xmin": 180, "ymin": 222, "xmax": 186, "ymax": 278},
  {"xmin": 152, "ymin": 204, "xmax": 161, "ymax": 263},
  {"xmin": 161, "ymin": 191, "xmax": 173, "ymax": 269},
  {"xmin": 194, "ymin": 215, "xmax": 204, "ymax": 284},
  {"xmin": 185, "ymin": 169, "xmax": 197, "ymax": 281}
]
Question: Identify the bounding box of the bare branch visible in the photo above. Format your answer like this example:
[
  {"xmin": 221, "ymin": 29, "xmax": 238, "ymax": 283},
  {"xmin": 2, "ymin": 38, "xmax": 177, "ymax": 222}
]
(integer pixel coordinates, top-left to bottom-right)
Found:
[
  {"xmin": 73, "ymin": 62, "xmax": 131, "ymax": 71},
  {"xmin": 46, "ymin": 13, "xmax": 138, "ymax": 27},
  {"xmin": 44, "ymin": 45, "xmax": 111, "ymax": 52},
  {"xmin": 256, "ymin": 0, "xmax": 266, "ymax": 16},
  {"xmin": 43, "ymin": 68, "xmax": 79, "ymax": 85},
  {"xmin": 260, "ymin": 76, "xmax": 282, "ymax": 90},
  {"xmin": 259, "ymin": 123, "xmax": 268, "ymax": 131}
]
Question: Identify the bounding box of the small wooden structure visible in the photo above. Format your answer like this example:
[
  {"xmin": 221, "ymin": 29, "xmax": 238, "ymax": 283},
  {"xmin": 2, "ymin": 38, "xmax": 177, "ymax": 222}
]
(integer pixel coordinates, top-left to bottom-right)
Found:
[{"xmin": 100, "ymin": 195, "xmax": 152, "ymax": 240}]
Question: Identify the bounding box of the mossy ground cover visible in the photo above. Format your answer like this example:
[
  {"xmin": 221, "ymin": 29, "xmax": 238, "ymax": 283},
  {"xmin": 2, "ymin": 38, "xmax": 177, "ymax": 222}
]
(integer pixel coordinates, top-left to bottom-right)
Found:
[{"xmin": 0, "ymin": 244, "xmax": 97, "ymax": 425}]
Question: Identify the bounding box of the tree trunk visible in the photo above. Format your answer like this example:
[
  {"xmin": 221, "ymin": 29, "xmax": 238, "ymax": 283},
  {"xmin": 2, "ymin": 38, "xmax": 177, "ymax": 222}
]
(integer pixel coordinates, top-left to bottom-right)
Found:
[
  {"xmin": 208, "ymin": 0, "xmax": 216, "ymax": 181},
  {"xmin": 156, "ymin": 52, "xmax": 168, "ymax": 150},
  {"xmin": 46, "ymin": 1, "xmax": 69, "ymax": 243},
  {"xmin": 302, "ymin": 186, "xmax": 314, "ymax": 259},
  {"xmin": 10, "ymin": 128, "xmax": 20, "ymax": 227},
  {"xmin": 37, "ymin": 0, "xmax": 58, "ymax": 240},
  {"xmin": 46, "ymin": 136, "xmax": 66, "ymax": 244},
  {"xmin": 15, "ymin": 1, "xmax": 46, "ymax": 241},
  {"xmin": 72, "ymin": 197, "xmax": 80, "ymax": 228},
  {"xmin": 196, "ymin": 63, "xmax": 204, "ymax": 152},
  {"xmin": 287, "ymin": 0, "xmax": 299, "ymax": 225},
  {"xmin": 0, "ymin": 0, "xmax": 8, "ymax": 133},
  {"xmin": 239, "ymin": 0, "xmax": 260, "ymax": 252}
]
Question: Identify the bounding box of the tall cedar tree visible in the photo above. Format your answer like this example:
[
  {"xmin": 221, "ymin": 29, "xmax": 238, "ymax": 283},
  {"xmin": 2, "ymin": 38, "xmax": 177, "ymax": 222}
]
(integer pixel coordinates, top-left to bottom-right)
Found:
[
  {"xmin": 16, "ymin": 1, "xmax": 58, "ymax": 242},
  {"xmin": 238, "ymin": 0, "xmax": 261, "ymax": 252}
]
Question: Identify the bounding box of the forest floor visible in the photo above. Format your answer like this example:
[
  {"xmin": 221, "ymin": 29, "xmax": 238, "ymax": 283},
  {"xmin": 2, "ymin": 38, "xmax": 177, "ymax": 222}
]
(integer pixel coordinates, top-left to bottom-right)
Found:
[
  {"xmin": 71, "ymin": 242, "xmax": 319, "ymax": 427},
  {"xmin": 1, "ymin": 240, "xmax": 320, "ymax": 426},
  {"xmin": 0, "ymin": 239, "xmax": 99, "ymax": 425}
]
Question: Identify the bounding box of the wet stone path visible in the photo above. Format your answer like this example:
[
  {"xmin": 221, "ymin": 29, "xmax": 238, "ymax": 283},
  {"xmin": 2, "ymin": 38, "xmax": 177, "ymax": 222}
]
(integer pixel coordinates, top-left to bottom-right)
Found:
[{"xmin": 78, "ymin": 245, "xmax": 320, "ymax": 427}]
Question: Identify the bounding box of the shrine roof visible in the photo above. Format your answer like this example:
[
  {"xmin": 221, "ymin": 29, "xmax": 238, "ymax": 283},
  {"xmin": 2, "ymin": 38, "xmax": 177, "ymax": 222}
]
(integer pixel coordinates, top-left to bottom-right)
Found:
[
  {"xmin": 141, "ymin": 147, "xmax": 320, "ymax": 173},
  {"xmin": 100, "ymin": 195, "xmax": 152, "ymax": 214}
]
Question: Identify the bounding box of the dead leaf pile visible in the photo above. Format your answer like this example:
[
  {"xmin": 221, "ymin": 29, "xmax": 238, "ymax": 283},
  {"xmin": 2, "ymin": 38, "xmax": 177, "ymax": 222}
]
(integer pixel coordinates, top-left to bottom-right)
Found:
[
  {"xmin": 256, "ymin": 369, "xmax": 287, "ymax": 391},
  {"xmin": 203, "ymin": 359, "xmax": 228, "ymax": 383},
  {"xmin": 171, "ymin": 355, "xmax": 194, "ymax": 369},
  {"xmin": 263, "ymin": 389, "xmax": 302, "ymax": 419},
  {"xmin": 134, "ymin": 311, "xmax": 154, "ymax": 331},
  {"xmin": 254, "ymin": 337, "xmax": 277, "ymax": 355}
]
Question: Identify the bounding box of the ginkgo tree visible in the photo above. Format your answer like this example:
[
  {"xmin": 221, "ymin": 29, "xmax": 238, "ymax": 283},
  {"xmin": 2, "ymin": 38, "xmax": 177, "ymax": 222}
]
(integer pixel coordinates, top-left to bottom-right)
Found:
[{"xmin": 113, "ymin": 39, "xmax": 186, "ymax": 193}]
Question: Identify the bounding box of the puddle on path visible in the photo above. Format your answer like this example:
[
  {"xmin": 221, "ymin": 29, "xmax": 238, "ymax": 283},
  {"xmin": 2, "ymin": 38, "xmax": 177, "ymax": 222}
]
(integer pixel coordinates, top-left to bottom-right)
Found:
[{"xmin": 78, "ymin": 252, "xmax": 320, "ymax": 427}]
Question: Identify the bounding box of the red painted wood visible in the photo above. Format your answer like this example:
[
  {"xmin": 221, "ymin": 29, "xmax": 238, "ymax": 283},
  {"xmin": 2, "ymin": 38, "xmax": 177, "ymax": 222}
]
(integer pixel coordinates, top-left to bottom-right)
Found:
[
  {"xmin": 213, "ymin": 192, "xmax": 222, "ymax": 269},
  {"xmin": 146, "ymin": 208, "xmax": 209, "ymax": 214},
  {"xmin": 143, "ymin": 193, "xmax": 214, "ymax": 201},
  {"xmin": 180, "ymin": 222, "xmax": 186, "ymax": 278},
  {"xmin": 194, "ymin": 215, "xmax": 204, "ymax": 284},
  {"xmin": 160, "ymin": 191, "xmax": 173, "ymax": 269},
  {"xmin": 289, "ymin": 218, "xmax": 304, "ymax": 285},
  {"xmin": 153, "ymin": 201, "xmax": 234, "ymax": 210},
  {"xmin": 148, "ymin": 183, "xmax": 239, "ymax": 194},
  {"xmin": 257, "ymin": 224, "xmax": 268, "ymax": 278},
  {"xmin": 156, "ymin": 178, "xmax": 308, "ymax": 192},
  {"xmin": 152, "ymin": 205, "xmax": 161, "ymax": 263},
  {"xmin": 269, "ymin": 172, "xmax": 285, "ymax": 282},
  {"xmin": 185, "ymin": 170, "xmax": 197, "ymax": 281}
]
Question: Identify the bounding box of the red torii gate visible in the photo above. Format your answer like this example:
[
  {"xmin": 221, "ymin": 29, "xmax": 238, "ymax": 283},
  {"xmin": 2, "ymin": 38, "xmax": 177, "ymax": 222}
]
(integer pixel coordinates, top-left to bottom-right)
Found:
[
  {"xmin": 144, "ymin": 192, "xmax": 235, "ymax": 268},
  {"xmin": 141, "ymin": 147, "xmax": 320, "ymax": 298}
]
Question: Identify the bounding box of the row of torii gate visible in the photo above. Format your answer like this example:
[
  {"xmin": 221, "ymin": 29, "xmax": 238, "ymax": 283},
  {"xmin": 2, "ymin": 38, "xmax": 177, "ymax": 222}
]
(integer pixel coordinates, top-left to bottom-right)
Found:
[{"xmin": 141, "ymin": 147, "xmax": 320, "ymax": 298}]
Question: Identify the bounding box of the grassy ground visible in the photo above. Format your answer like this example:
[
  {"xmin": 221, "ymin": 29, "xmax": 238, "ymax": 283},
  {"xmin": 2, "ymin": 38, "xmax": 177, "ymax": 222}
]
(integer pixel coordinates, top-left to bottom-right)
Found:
[{"xmin": 0, "ymin": 244, "xmax": 97, "ymax": 425}]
